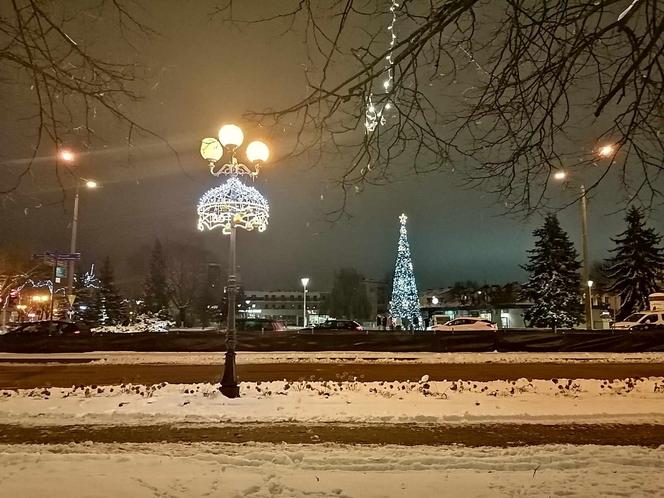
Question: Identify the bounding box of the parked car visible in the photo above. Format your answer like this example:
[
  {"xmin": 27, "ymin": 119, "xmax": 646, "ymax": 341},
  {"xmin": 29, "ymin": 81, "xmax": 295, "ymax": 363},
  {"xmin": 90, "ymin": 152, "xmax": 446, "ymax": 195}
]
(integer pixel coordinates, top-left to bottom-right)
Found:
[
  {"xmin": 235, "ymin": 318, "xmax": 287, "ymax": 332},
  {"xmin": 611, "ymin": 312, "xmax": 664, "ymax": 330},
  {"xmin": 314, "ymin": 319, "xmax": 364, "ymax": 331},
  {"xmin": 7, "ymin": 320, "xmax": 89, "ymax": 336},
  {"xmin": 433, "ymin": 317, "xmax": 497, "ymax": 332}
]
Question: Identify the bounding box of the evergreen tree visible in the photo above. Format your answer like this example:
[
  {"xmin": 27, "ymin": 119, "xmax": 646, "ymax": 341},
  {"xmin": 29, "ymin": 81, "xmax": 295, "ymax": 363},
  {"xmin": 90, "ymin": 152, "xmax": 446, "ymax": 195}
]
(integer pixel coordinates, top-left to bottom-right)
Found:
[
  {"xmin": 522, "ymin": 214, "xmax": 583, "ymax": 328},
  {"xmin": 389, "ymin": 213, "xmax": 421, "ymax": 328},
  {"xmin": 326, "ymin": 268, "xmax": 371, "ymax": 320},
  {"xmin": 73, "ymin": 265, "xmax": 101, "ymax": 325},
  {"xmin": 98, "ymin": 256, "xmax": 125, "ymax": 325},
  {"xmin": 606, "ymin": 207, "xmax": 664, "ymax": 320},
  {"xmin": 143, "ymin": 239, "xmax": 170, "ymax": 316}
]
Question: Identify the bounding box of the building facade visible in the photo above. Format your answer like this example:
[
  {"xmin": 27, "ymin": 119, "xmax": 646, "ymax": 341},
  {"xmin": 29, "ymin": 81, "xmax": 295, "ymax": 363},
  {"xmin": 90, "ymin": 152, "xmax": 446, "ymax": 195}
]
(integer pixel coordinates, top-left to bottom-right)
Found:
[{"xmin": 243, "ymin": 290, "xmax": 329, "ymax": 326}]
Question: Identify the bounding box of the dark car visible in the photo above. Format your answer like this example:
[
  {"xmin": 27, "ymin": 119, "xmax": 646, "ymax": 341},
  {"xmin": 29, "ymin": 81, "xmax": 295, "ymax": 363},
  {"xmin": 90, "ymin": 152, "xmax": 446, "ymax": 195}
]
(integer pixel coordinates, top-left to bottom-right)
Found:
[
  {"xmin": 314, "ymin": 319, "xmax": 364, "ymax": 331},
  {"xmin": 7, "ymin": 320, "xmax": 89, "ymax": 336},
  {"xmin": 235, "ymin": 318, "xmax": 287, "ymax": 332}
]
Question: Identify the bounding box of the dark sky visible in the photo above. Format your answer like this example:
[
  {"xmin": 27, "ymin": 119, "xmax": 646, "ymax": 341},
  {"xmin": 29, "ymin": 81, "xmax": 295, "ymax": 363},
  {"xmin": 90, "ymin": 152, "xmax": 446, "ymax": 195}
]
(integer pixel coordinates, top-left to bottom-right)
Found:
[{"xmin": 1, "ymin": 1, "xmax": 662, "ymax": 293}]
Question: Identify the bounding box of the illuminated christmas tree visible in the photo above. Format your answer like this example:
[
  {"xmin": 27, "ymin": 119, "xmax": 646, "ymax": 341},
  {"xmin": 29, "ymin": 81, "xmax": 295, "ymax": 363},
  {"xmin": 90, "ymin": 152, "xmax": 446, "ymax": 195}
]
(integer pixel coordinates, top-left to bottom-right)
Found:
[{"xmin": 389, "ymin": 213, "xmax": 421, "ymax": 329}]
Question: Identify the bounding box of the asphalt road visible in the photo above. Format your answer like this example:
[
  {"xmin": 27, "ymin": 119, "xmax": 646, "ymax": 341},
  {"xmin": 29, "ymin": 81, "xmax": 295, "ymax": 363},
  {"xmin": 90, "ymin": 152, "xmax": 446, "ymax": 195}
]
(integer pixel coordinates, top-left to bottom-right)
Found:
[
  {"xmin": 1, "ymin": 422, "xmax": 663, "ymax": 447},
  {"xmin": 1, "ymin": 361, "xmax": 664, "ymax": 389}
]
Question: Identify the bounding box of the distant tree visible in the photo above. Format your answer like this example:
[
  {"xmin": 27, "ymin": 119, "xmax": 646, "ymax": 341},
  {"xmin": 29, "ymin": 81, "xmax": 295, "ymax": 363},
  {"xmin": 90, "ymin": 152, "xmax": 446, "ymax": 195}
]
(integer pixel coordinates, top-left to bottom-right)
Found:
[
  {"xmin": 605, "ymin": 207, "xmax": 664, "ymax": 320},
  {"xmin": 98, "ymin": 257, "xmax": 126, "ymax": 325},
  {"xmin": 326, "ymin": 268, "xmax": 371, "ymax": 320},
  {"xmin": 143, "ymin": 239, "xmax": 170, "ymax": 317},
  {"xmin": 73, "ymin": 265, "xmax": 101, "ymax": 325},
  {"xmin": 0, "ymin": 249, "xmax": 45, "ymax": 327},
  {"xmin": 522, "ymin": 214, "xmax": 583, "ymax": 329},
  {"xmin": 492, "ymin": 282, "xmax": 520, "ymax": 306},
  {"xmin": 159, "ymin": 240, "xmax": 215, "ymax": 327},
  {"xmin": 194, "ymin": 282, "xmax": 215, "ymax": 328}
]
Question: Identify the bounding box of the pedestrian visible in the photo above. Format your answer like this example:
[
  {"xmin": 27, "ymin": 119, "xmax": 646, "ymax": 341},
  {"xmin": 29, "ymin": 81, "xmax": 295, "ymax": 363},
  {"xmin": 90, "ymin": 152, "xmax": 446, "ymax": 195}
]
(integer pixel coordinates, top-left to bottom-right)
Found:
[
  {"xmin": 413, "ymin": 316, "xmax": 419, "ymax": 331},
  {"xmin": 382, "ymin": 316, "xmax": 387, "ymax": 330},
  {"xmin": 424, "ymin": 316, "xmax": 430, "ymax": 330},
  {"xmin": 376, "ymin": 314, "xmax": 381, "ymax": 329}
]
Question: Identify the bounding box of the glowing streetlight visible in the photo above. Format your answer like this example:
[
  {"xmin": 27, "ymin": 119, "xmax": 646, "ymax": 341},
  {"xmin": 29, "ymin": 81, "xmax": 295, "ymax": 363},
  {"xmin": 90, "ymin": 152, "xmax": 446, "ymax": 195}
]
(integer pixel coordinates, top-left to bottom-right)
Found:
[
  {"xmin": 597, "ymin": 144, "xmax": 616, "ymax": 158},
  {"xmin": 301, "ymin": 277, "xmax": 310, "ymax": 327},
  {"xmin": 552, "ymin": 171, "xmax": 593, "ymax": 329},
  {"xmin": 431, "ymin": 296, "xmax": 439, "ymax": 305},
  {"xmin": 59, "ymin": 149, "xmax": 75, "ymax": 162},
  {"xmin": 198, "ymin": 124, "xmax": 271, "ymax": 399},
  {"xmin": 218, "ymin": 124, "xmax": 244, "ymax": 149},
  {"xmin": 587, "ymin": 280, "xmax": 594, "ymax": 330}
]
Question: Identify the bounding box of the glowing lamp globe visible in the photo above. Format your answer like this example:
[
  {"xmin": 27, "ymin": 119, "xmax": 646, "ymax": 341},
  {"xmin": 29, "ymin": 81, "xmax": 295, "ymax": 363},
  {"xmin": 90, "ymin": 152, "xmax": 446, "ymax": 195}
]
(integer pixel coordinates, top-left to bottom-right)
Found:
[
  {"xmin": 246, "ymin": 141, "xmax": 270, "ymax": 163},
  {"xmin": 85, "ymin": 180, "xmax": 98, "ymax": 189},
  {"xmin": 218, "ymin": 124, "xmax": 244, "ymax": 148},
  {"xmin": 553, "ymin": 171, "xmax": 567, "ymax": 181},
  {"xmin": 200, "ymin": 138, "xmax": 224, "ymax": 162}
]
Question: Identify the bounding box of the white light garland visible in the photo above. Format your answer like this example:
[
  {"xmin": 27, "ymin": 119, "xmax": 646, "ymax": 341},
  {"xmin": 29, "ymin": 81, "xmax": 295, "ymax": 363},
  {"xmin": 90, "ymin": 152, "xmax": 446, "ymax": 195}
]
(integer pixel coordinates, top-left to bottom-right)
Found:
[
  {"xmin": 389, "ymin": 213, "xmax": 422, "ymax": 329},
  {"xmin": 365, "ymin": 0, "xmax": 399, "ymax": 133},
  {"xmin": 197, "ymin": 176, "xmax": 269, "ymax": 235}
]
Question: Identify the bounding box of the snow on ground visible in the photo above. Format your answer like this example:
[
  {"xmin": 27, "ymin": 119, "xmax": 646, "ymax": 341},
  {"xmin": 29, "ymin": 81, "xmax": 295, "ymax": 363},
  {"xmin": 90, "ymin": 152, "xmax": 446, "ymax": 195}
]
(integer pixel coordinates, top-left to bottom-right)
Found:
[
  {"xmin": 0, "ymin": 442, "xmax": 662, "ymax": 497},
  {"xmin": 1, "ymin": 351, "xmax": 664, "ymax": 365},
  {"xmin": 2, "ymin": 377, "xmax": 663, "ymax": 426}
]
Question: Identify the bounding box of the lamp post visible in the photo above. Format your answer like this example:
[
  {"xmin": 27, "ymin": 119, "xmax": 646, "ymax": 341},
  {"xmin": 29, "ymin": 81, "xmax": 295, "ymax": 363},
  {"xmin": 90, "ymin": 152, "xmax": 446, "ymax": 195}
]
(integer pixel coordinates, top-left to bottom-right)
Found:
[
  {"xmin": 587, "ymin": 280, "xmax": 594, "ymax": 330},
  {"xmin": 301, "ymin": 277, "xmax": 309, "ymax": 327},
  {"xmin": 553, "ymin": 143, "xmax": 614, "ymax": 329},
  {"xmin": 59, "ymin": 149, "xmax": 98, "ymax": 304},
  {"xmin": 553, "ymin": 171, "xmax": 593, "ymax": 329},
  {"xmin": 197, "ymin": 124, "xmax": 270, "ymax": 399}
]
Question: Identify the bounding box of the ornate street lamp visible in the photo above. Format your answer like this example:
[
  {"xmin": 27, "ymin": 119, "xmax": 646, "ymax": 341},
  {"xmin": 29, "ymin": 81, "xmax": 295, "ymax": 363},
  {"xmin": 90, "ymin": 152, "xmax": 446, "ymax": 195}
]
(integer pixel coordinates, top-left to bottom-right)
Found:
[{"xmin": 197, "ymin": 124, "xmax": 270, "ymax": 398}]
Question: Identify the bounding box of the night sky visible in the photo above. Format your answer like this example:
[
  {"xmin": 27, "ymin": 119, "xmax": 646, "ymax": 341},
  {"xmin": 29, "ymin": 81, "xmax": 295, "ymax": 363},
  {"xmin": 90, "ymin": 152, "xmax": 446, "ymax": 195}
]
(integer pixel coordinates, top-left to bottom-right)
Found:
[{"xmin": 1, "ymin": 2, "xmax": 662, "ymax": 293}]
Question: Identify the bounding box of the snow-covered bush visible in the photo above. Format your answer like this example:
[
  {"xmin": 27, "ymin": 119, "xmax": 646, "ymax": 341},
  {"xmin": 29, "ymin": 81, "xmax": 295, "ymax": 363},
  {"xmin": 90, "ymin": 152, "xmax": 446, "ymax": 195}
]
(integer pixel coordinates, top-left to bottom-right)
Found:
[{"xmin": 92, "ymin": 314, "xmax": 173, "ymax": 333}]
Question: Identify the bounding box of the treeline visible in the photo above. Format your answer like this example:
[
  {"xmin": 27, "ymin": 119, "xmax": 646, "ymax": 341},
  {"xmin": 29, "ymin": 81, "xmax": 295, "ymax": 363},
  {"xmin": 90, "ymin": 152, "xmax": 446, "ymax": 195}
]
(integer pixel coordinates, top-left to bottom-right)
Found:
[{"xmin": 522, "ymin": 207, "xmax": 664, "ymax": 327}]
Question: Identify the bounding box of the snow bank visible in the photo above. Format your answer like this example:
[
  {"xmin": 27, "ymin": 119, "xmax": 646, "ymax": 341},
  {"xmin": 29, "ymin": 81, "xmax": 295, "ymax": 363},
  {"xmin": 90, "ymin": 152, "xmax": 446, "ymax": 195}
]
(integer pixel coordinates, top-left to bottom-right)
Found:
[
  {"xmin": 2, "ymin": 351, "xmax": 664, "ymax": 365},
  {"xmin": 0, "ymin": 442, "xmax": 662, "ymax": 497},
  {"xmin": 2, "ymin": 377, "xmax": 663, "ymax": 426}
]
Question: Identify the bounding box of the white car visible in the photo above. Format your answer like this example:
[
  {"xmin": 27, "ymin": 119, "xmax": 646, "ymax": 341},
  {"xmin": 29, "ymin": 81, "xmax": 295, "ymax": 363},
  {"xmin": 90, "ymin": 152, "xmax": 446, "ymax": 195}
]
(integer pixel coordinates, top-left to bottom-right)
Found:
[
  {"xmin": 611, "ymin": 312, "xmax": 664, "ymax": 330},
  {"xmin": 433, "ymin": 317, "xmax": 497, "ymax": 332}
]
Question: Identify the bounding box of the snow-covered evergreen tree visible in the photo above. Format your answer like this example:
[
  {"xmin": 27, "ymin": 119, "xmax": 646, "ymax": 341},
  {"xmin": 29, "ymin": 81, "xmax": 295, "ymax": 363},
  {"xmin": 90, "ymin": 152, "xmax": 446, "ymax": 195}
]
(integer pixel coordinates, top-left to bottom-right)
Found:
[
  {"xmin": 522, "ymin": 214, "xmax": 583, "ymax": 329},
  {"xmin": 606, "ymin": 206, "xmax": 664, "ymax": 320},
  {"xmin": 98, "ymin": 256, "xmax": 126, "ymax": 325},
  {"xmin": 389, "ymin": 213, "xmax": 421, "ymax": 329},
  {"xmin": 73, "ymin": 265, "xmax": 101, "ymax": 324}
]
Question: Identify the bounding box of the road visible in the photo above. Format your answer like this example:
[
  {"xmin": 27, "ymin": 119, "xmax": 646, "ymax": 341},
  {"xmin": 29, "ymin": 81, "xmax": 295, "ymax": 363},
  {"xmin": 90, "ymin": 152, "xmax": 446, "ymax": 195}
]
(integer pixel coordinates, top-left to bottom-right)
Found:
[
  {"xmin": 0, "ymin": 422, "xmax": 663, "ymax": 447},
  {"xmin": 1, "ymin": 360, "xmax": 663, "ymax": 389}
]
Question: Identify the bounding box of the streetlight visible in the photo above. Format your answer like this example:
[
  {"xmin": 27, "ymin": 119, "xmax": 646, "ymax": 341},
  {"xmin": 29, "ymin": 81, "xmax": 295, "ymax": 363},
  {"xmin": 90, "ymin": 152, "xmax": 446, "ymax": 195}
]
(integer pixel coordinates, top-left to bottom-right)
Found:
[
  {"xmin": 553, "ymin": 142, "xmax": 612, "ymax": 329},
  {"xmin": 59, "ymin": 149, "xmax": 98, "ymax": 304},
  {"xmin": 553, "ymin": 170, "xmax": 592, "ymax": 329},
  {"xmin": 301, "ymin": 277, "xmax": 310, "ymax": 327},
  {"xmin": 197, "ymin": 124, "xmax": 270, "ymax": 399},
  {"xmin": 596, "ymin": 144, "xmax": 616, "ymax": 159},
  {"xmin": 587, "ymin": 280, "xmax": 594, "ymax": 330}
]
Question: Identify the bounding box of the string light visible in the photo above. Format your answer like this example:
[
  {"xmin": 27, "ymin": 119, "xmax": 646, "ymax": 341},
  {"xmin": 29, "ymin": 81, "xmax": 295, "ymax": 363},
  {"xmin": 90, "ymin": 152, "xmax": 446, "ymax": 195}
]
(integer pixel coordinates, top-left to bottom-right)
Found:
[
  {"xmin": 197, "ymin": 176, "xmax": 269, "ymax": 235},
  {"xmin": 365, "ymin": 0, "xmax": 399, "ymax": 133},
  {"xmin": 389, "ymin": 213, "xmax": 422, "ymax": 329}
]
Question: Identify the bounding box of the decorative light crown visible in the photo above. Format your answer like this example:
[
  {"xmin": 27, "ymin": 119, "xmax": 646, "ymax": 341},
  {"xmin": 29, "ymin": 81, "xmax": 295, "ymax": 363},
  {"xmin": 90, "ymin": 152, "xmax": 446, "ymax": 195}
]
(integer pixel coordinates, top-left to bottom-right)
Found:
[{"xmin": 197, "ymin": 176, "xmax": 269, "ymax": 235}]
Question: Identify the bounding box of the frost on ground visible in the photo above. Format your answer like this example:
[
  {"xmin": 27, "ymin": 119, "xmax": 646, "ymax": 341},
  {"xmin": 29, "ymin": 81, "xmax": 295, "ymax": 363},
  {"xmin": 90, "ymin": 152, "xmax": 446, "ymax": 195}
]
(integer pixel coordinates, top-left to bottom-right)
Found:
[
  {"xmin": 0, "ymin": 442, "xmax": 662, "ymax": 497},
  {"xmin": 2, "ymin": 377, "xmax": 663, "ymax": 426}
]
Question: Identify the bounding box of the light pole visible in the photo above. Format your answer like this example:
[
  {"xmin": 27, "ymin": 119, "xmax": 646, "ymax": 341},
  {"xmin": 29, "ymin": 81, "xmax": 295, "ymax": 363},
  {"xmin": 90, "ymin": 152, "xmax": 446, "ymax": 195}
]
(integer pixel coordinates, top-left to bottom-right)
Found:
[
  {"xmin": 587, "ymin": 280, "xmax": 594, "ymax": 330},
  {"xmin": 301, "ymin": 277, "xmax": 309, "ymax": 327},
  {"xmin": 59, "ymin": 149, "xmax": 98, "ymax": 304},
  {"xmin": 554, "ymin": 172, "xmax": 593, "ymax": 329},
  {"xmin": 198, "ymin": 124, "xmax": 270, "ymax": 399},
  {"xmin": 553, "ymin": 143, "xmax": 614, "ymax": 329}
]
